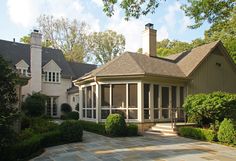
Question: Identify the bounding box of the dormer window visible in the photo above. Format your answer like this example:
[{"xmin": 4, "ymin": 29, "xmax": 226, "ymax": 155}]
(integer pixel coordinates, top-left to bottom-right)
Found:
[
  {"xmin": 44, "ymin": 71, "xmax": 61, "ymax": 83},
  {"xmin": 15, "ymin": 60, "xmax": 29, "ymax": 77},
  {"xmin": 17, "ymin": 68, "xmax": 28, "ymax": 76}
]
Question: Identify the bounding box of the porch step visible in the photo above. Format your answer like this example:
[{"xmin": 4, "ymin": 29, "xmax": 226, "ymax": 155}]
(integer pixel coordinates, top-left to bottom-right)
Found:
[
  {"xmin": 145, "ymin": 130, "xmax": 177, "ymax": 136},
  {"xmin": 145, "ymin": 123, "xmax": 178, "ymax": 136}
]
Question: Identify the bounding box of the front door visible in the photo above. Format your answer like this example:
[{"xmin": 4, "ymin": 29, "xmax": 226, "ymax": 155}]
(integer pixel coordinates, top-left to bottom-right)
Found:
[{"xmin": 161, "ymin": 86, "xmax": 169, "ymax": 119}]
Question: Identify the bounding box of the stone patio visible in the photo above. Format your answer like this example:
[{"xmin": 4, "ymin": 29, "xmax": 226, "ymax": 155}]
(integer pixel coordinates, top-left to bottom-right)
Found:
[{"xmin": 31, "ymin": 131, "xmax": 236, "ymax": 161}]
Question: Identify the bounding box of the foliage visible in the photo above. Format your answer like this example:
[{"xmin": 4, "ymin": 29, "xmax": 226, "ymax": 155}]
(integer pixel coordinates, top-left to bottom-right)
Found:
[
  {"xmin": 87, "ymin": 30, "xmax": 125, "ymax": 64},
  {"xmin": 181, "ymin": 0, "xmax": 236, "ymax": 29},
  {"xmin": 64, "ymin": 111, "xmax": 79, "ymax": 120},
  {"xmin": 179, "ymin": 127, "xmax": 216, "ymax": 141},
  {"xmin": 183, "ymin": 92, "xmax": 236, "ymax": 127},
  {"xmin": 105, "ymin": 114, "xmax": 127, "ymax": 136},
  {"xmin": 102, "ymin": 0, "xmax": 162, "ymax": 20},
  {"xmin": 29, "ymin": 117, "xmax": 58, "ymax": 134},
  {"xmin": 22, "ymin": 93, "xmax": 48, "ymax": 117},
  {"xmin": 40, "ymin": 130, "xmax": 62, "ymax": 147},
  {"xmin": 0, "ymin": 125, "xmax": 18, "ymax": 148},
  {"xmin": 127, "ymin": 124, "xmax": 139, "ymax": 136},
  {"xmin": 61, "ymin": 103, "xmax": 72, "ymax": 113},
  {"xmin": 59, "ymin": 120, "xmax": 83, "ymax": 142},
  {"xmin": 19, "ymin": 128, "xmax": 35, "ymax": 140},
  {"xmin": 218, "ymin": 118, "xmax": 236, "ymax": 144},
  {"xmin": 78, "ymin": 120, "xmax": 106, "ymax": 135}
]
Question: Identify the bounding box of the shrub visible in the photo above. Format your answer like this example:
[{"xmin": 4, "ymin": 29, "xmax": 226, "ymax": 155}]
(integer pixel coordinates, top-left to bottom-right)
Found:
[
  {"xmin": 64, "ymin": 111, "xmax": 79, "ymax": 120},
  {"xmin": 78, "ymin": 120, "xmax": 106, "ymax": 135},
  {"xmin": 61, "ymin": 103, "xmax": 72, "ymax": 113},
  {"xmin": 19, "ymin": 128, "xmax": 35, "ymax": 140},
  {"xmin": 127, "ymin": 124, "xmax": 138, "ymax": 136},
  {"xmin": 218, "ymin": 118, "xmax": 236, "ymax": 144},
  {"xmin": 59, "ymin": 120, "xmax": 83, "ymax": 142},
  {"xmin": 22, "ymin": 93, "xmax": 47, "ymax": 117},
  {"xmin": 21, "ymin": 115, "xmax": 31, "ymax": 130},
  {"xmin": 40, "ymin": 130, "xmax": 62, "ymax": 147},
  {"xmin": 183, "ymin": 92, "xmax": 236, "ymax": 127},
  {"xmin": 105, "ymin": 114, "xmax": 127, "ymax": 136},
  {"xmin": 75, "ymin": 103, "xmax": 79, "ymax": 111},
  {"xmin": 179, "ymin": 127, "xmax": 216, "ymax": 141},
  {"xmin": 30, "ymin": 118, "xmax": 59, "ymax": 133}
]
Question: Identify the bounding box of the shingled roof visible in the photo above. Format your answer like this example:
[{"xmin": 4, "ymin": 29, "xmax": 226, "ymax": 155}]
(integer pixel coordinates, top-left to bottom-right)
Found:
[
  {"xmin": 78, "ymin": 40, "xmax": 227, "ymax": 81},
  {"xmin": 0, "ymin": 39, "xmax": 96, "ymax": 79}
]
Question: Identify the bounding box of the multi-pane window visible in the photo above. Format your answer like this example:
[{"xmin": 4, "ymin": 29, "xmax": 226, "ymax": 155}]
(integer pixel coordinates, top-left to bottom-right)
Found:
[
  {"xmin": 44, "ymin": 71, "xmax": 60, "ymax": 83},
  {"xmin": 17, "ymin": 68, "xmax": 28, "ymax": 76},
  {"xmin": 46, "ymin": 97, "xmax": 58, "ymax": 116}
]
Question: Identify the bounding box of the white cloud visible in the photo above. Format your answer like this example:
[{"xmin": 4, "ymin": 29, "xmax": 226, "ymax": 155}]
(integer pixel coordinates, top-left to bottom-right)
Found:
[
  {"xmin": 164, "ymin": 2, "xmax": 181, "ymax": 29},
  {"xmin": 6, "ymin": 0, "xmax": 100, "ymax": 32},
  {"xmin": 91, "ymin": 0, "xmax": 103, "ymax": 7},
  {"xmin": 106, "ymin": 7, "xmax": 151, "ymax": 52},
  {"xmin": 157, "ymin": 26, "xmax": 169, "ymax": 41}
]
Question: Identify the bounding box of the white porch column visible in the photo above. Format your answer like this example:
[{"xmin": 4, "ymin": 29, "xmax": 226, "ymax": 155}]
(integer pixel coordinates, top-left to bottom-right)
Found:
[
  {"xmin": 138, "ymin": 82, "xmax": 144, "ymax": 122},
  {"xmin": 150, "ymin": 84, "xmax": 154, "ymax": 122},
  {"xmin": 96, "ymin": 83, "xmax": 101, "ymax": 123},
  {"xmin": 79, "ymin": 86, "xmax": 83, "ymax": 119}
]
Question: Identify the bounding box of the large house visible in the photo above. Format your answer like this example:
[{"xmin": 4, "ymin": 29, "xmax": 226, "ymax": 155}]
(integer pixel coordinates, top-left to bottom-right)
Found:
[
  {"xmin": 0, "ymin": 31, "xmax": 96, "ymax": 118},
  {"xmin": 74, "ymin": 23, "xmax": 236, "ymax": 130}
]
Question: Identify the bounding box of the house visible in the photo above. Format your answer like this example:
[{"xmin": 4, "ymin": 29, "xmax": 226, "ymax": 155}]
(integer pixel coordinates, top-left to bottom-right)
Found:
[
  {"xmin": 73, "ymin": 23, "xmax": 236, "ymax": 130},
  {"xmin": 0, "ymin": 30, "xmax": 96, "ymax": 118}
]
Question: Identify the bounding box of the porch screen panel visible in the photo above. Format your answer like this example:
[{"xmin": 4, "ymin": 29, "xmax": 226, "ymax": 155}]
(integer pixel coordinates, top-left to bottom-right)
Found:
[
  {"xmin": 87, "ymin": 86, "xmax": 92, "ymax": 108},
  {"xmin": 179, "ymin": 86, "xmax": 185, "ymax": 119},
  {"xmin": 92, "ymin": 85, "xmax": 96, "ymax": 119},
  {"xmin": 101, "ymin": 85, "xmax": 110, "ymax": 106},
  {"xmin": 112, "ymin": 84, "xmax": 126, "ymax": 108},
  {"xmin": 162, "ymin": 87, "xmax": 169, "ymax": 119},
  {"xmin": 154, "ymin": 85, "xmax": 159, "ymax": 119},
  {"xmin": 144, "ymin": 84, "xmax": 150, "ymax": 119},
  {"xmin": 171, "ymin": 86, "xmax": 177, "ymax": 108},
  {"xmin": 128, "ymin": 84, "xmax": 137, "ymax": 108},
  {"xmin": 82, "ymin": 88, "xmax": 85, "ymax": 118}
]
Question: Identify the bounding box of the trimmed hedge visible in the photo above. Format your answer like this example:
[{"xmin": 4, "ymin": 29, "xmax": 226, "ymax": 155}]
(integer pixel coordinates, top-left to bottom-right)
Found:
[
  {"xmin": 64, "ymin": 111, "xmax": 79, "ymax": 120},
  {"xmin": 218, "ymin": 118, "xmax": 236, "ymax": 144},
  {"xmin": 59, "ymin": 120, "xmax": 83, "ymax": 142},
  {"xmin": 105, "ymin": 114, "xmax": 127, "ymax": 136},
  {"xmin": 127, "ymin": 124, "xmax": 138, "ymax": 136},
  {"xmin": 40, "ymin": 130, "xmax": 62, "ymax": 147},
  {"xmin": 179, "ymin": 127, "xmax": 216, "ymax": 141},
  {"xmin": 78, "ymin": 120, "xmax": 106, "ymax": 135}
]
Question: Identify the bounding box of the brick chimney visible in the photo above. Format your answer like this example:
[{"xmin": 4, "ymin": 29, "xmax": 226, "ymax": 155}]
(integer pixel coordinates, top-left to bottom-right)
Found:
[
  {"xmin": 30, "ymin": 30, "xmax": 42, "ymax": 93},
  {"xmin": 142, "ymin": 23, "xmax": 157, "ymax": 57}
]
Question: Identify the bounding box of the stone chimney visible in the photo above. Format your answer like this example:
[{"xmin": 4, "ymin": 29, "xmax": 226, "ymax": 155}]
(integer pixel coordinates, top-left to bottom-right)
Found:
[
  {"xmin": 30, "ymin": 30, "xmax": 42, "ymax": 93},
  {"xmin": 142, "ymin": 23, "xmax": 157, "ymax": 57}
]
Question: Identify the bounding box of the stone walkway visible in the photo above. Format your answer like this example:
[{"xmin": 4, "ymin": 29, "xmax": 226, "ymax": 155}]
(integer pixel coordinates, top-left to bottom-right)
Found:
[{"xmin": 32, "ymin": 131, "xmax": 236, "ymax": 161}]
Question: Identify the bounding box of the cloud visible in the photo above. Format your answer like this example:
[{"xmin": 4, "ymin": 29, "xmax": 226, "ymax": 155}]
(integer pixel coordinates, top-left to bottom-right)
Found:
[
  {"xmin": 6, "ymin": 0, "xmax": 100, "ymax": 31},
  {"xmin": 91, "ymin": 0, "xmax": 103, "ymax": 7},
  {"xmin": 106, "ymin": 7, "xmax": 151, "ymax": 52},
  {"xmin": 164, "ymin": 2, "xmax": 181, "ymax": 29},
  {"xmin": 157, "ymin": 26, "xmax": 169, "ymax": 41}
]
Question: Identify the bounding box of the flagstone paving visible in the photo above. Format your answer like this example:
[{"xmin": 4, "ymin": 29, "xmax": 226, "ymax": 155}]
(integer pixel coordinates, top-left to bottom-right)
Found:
[{"xmin": 31, "ymin": 131, "xmax": 236, "ymax": 161}]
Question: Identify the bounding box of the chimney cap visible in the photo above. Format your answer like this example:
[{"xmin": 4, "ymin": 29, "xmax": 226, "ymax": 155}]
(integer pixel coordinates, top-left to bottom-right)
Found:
[
  {"xmin": 145, "ymin": 23, "xmax": 154, "ymax": 29},
  {"xmin": 33, "ymin": 29, "xmax": 39, "ymax": 33}
]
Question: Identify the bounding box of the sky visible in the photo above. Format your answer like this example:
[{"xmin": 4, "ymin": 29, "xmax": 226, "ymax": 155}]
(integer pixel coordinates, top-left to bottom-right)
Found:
[{"xmin": 0, "ymin": 0, "xmax": 211, "ymax": 52}]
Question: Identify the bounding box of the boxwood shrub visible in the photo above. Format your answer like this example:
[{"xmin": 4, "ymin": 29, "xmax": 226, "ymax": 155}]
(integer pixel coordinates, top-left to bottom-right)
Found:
[
  {"xmin": 218, "ymin": 118, "xmax": 236, "ymax": 144},
  {"xmin": 127, "ymin": 124, "xmax": 138, "ymax": 136},
  {"xmin": 59, "ymin": 120, "xmax": 83, "ymax": 142},
  {"xmin": 179, "ymin": 127, "xmax": 216, "ymax": 141},
  {"xmin": 78, "ymin": 120, "xmax": 106, "ymax": 135},
  {"xmin": 105, "ymin": 114, "xmax": 127, "ymax": 136},
  {"xmin": 40, "ymin": 130, "xmax": 62, "ymax": 147}
]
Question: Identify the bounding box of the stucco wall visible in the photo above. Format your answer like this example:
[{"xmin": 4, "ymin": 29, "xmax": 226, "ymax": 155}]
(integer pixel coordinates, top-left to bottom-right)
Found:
[
  {"xmin": 187, "ymin": 47, "xmax": 236, "ymax": 94},
  {"xmin": 68, "ymin": 93, "xmax": 79, "ymax": 111}
]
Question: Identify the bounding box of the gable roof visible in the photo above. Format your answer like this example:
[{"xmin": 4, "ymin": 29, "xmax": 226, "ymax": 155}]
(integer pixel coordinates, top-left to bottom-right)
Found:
[
  {"xmin": 77, "ymin": 40, "xmax": 235, "ymax": 82},
  {"xmin": 0, "ymin": 39, "xmax": 96, "ymax": 79},
  {"xmin": 68, "ymin": 62, "xmax": 97, "ymax": 79}
]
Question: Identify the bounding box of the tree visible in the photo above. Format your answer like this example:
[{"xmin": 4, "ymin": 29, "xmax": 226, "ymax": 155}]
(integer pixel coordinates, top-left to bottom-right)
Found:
[
  {"xmin": 181, "ymin": 0, "xmax": 236, "ymax": 29},
  {"xmin": 21, "ymin": 15, "xmax": 89, "ymax": 63},
  {"xmin": 88, "ymin": 30, "xmax": 125, "ymax": 64},
  {"xmin": 102, "ymin": 0, "xmax": 162, "ymax": 20},
  {"xmin": 0, "ymin": 56, "xmax": 19, "ymax": 147}
]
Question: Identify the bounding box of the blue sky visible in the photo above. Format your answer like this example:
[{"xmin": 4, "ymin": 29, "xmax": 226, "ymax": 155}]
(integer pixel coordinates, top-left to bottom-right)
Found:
[{"xmin": 0, "ymin": 0, "xmax": 210, "ymax": 52}]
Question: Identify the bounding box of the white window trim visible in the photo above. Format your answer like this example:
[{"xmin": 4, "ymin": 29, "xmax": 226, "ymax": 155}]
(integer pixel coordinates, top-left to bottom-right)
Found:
[{"xmin": 43, "ymin": 71, "xmax": 61, "ymax": 83}]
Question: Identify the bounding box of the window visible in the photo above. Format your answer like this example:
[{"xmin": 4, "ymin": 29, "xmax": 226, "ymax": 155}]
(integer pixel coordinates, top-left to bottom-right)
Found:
[
  {"xmin": 112, "ymin": 84, "xmax": 126, "ymax": 108},
  {"xmin": 17, "ymin": 68, "xmax": 28, "ymax": 76},
  {"xmin": 46, "ymin": 97, "xmax": 58, "ymax": 116},
  {"xmin": 144, "ymin": 84, "xmax": 150, "ymax": 119},
  {"xmin": 82, "ymin": 86, "xmax": 96, "ymax": 119},
  {"xmin": 44, "ymin": 71, "xmax": 60, "ymax": 83}
]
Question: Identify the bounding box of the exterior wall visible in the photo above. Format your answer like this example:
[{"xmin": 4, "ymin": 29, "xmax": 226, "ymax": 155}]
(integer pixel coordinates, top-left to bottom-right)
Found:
[
  {"xmin": 41, "ymin": 78, "xmax": 72, "ymax": 117},
  {"xmin": 68, "ymin": 93, "xmax": 79, "ymax": 111},
  {"xmin": 188, "ymin": 48, "xmax": 236, "ymax": 94}
]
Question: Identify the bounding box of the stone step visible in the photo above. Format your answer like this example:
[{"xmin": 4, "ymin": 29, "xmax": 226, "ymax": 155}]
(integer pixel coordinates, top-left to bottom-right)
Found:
[
  {"xmin": 145, "ymin": 130, "xmax": 177, "ymax": 136},
  {"xmin": 150, "ymin": 126, "xmax": 175, "ymax": 132}
]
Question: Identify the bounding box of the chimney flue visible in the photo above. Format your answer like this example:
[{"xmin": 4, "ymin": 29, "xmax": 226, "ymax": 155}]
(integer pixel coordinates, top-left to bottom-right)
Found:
[{"xmin": 142, "ymin": 23, "xmax": 157, "ymax": 57}]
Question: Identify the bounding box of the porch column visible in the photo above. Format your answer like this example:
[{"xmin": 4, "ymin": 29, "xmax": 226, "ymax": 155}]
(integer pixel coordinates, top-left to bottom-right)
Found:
[
  {"xmin": 138, "ymin": 82, "xmax": 144, "ymax": 122},
  {"xmin": 79, "ymin": 86, "xmax": 83, "ymax": 120},
  {"xmin": 96, "ymin": 83, "xmax": 101, "ymax": 123},
  {"xmin": 150, "ymin": 84, "xmax": 154, "ymax": 122}
]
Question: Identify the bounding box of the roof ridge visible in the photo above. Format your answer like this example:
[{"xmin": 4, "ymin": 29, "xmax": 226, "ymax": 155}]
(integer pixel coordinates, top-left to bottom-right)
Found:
[{"xmin": 126, "ymin": 52, "xmax": 146, "ymax": 73}]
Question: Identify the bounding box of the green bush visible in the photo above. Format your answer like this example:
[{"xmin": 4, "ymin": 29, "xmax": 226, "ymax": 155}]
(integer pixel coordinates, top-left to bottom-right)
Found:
[
  {"xmin": 179, "ymin": 127, "xmax": 216, "ymax": 141},
  {"xmin": 218, "ymin": 118, "xmax": 236, "ymax": 144},
  {"xmin": 183, "ymin": 92, "xmax": 236, "ymax": 127},
  {"xmin": 22, "ymin": 93, "xmax": 48, "ymax": 117},
  {"xmin": 78, "ymin": 120, "xmax": 106, "ymax": 135},
  {"xmin": 19, "ymin": 128, "xmax": 35, "ymax": 140},
  {"xmin": 61, "ymin": 103, "xmax": 72, "ymax": 113},
  {"xmin": 59, "ymin": 120, "xmax": 83, "ymax": 142},
  {"xmin": 40, "ymin": 130, "xmax": 62, "ymax": 147},
  {"xmin": 127, "ymin": 124, "xmax": 138, "ymax": 136},
  {"xmin": 30, "ymin": 118, "xmax": 59, "ymax": 133},
  {"xmin": 75, "ymin": 103, "xmax": 79, "ymax": 111},
  {"xmin": 64, "ymin": 111, "xmax": 79, "ymax": 120},
  {"xmin": 21, "ymin": 115, "xmax": 31, "ymax": 130},
  {"xmin": 105, "ymin": 114, "xmax": 127, "ymax": 136}
]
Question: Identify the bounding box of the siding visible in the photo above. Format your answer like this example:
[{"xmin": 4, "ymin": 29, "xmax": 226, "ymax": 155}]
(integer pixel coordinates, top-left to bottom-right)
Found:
[{"xmin": 187, "ymin": 47, "xmax": 236, "ymax": 94}]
